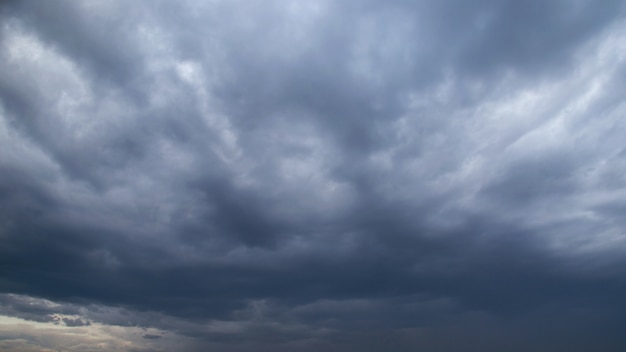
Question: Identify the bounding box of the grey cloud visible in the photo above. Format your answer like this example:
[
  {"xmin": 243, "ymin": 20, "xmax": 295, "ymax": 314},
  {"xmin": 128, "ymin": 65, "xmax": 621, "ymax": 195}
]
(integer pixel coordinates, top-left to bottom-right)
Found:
[
  {"xmin": 62, "ymin": 317, "xmax": 91, "ymax": 327},
  {"xmin": 0, "ymin": 294, "xmax": 79, "ymax": 323},
  {"xmin": 2, "ymin": 0, "xmax": 626, "ymax": 351},
  {"xmin": 142, "ymin": 334, "xmax": 162, "ymax": 340}
]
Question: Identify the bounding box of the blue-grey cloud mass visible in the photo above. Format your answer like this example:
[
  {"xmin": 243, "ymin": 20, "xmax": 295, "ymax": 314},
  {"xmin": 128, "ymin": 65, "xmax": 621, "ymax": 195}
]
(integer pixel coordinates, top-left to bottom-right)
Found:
[{"xmin": 2, "ymin": 1, "xmax": 626, "ymax": 351}]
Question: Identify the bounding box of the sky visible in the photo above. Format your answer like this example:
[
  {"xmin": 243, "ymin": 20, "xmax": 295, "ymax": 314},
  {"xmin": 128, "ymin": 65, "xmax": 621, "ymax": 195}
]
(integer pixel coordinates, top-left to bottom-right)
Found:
[{"xmin": 1, "ymin": 0, "xmax": 626, "ymax": 351}]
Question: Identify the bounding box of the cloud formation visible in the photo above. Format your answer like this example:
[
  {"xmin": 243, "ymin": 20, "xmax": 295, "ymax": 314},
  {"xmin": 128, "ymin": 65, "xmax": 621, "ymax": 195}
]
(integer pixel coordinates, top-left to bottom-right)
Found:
[{"xmin": 2, "ymin": 0, "xmax": 626, "ymax": 351}]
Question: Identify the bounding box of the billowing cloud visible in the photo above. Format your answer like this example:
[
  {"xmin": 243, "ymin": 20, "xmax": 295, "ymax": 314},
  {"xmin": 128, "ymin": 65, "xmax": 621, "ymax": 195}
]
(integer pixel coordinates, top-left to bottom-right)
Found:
[{"xmin": 2, "ymin": 0, "xmax": 626, "ymax": 351}]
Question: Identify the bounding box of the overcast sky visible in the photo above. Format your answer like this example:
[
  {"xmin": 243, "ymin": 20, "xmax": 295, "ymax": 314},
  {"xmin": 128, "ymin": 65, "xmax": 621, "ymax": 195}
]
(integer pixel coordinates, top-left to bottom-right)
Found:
[{"xmin": 2, "ymin": 1, "xmax": 626, "ymax": 351}]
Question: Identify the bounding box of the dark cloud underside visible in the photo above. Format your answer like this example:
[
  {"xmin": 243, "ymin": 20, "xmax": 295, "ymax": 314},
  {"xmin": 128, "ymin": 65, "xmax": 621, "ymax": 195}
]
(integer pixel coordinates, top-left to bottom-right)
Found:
[{"xmin": 1, "ymin": 1, "xmax": 626, "ymax": 351}]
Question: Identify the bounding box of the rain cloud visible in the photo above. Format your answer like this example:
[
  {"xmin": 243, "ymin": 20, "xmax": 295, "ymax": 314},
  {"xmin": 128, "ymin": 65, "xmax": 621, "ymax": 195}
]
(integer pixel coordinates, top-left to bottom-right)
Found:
[{"xmin": 1, "ymin": 1, "xmax": 626, "ymax": 351}]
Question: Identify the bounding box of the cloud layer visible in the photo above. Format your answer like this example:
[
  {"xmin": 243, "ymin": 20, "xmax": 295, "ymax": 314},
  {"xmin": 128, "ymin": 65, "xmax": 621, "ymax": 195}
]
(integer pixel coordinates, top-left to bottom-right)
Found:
[{"xmin": 2, "ymin": 1, "xmax": 626, "ymax": 351}]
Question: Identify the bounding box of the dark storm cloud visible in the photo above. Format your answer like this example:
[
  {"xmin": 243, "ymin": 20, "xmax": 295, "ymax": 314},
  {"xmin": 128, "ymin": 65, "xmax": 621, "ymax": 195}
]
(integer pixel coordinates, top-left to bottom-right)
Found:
[
  {"xmin": 142, "ymin": 334, "xmax": 161, "ymax": 340},
  {"xmin": 0, "ymin": 294, "xmax": 78, "ymax": 323},
  {"xmin": 2, "ymin": 0, "xmax": 626, "ymax": 351},
  {"xmin": 62, "ymin": 317, "xmax": 91, "ymax": 327}
]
